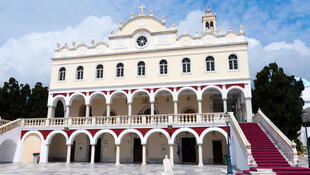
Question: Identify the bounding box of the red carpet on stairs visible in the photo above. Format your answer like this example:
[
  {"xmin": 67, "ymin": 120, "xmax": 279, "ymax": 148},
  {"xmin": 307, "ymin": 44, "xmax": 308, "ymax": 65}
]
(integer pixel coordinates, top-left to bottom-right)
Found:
[{"xmin": 236, "ymin": 123, "xmax": 310, "ymax": 175}]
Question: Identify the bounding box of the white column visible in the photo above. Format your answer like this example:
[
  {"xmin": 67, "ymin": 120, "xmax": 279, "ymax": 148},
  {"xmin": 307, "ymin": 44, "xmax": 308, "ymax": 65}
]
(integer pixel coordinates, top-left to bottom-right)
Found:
[
  {"xmin": 169, "ymin": 144, "xmax": 174, "ymax": 166},
  {"xmin": 86, "ymin": 104, "xmax": 90, "ymax": 117},
  {"xmin": 66, "ymin": 144, "xmax": 71, "ymax": 163},
  {"xmin": 115, "ymin": 144, "xmax": 120, "ymax": 165},
  {"xmin": 223, "ymin": 98, "xmax": 227, "ymax": 113},
  {"xmin": 65, "ymin": 105, "xmax": 70, "ymax": 118},
  {"xmin": 151, "ymin": 102, "xmax": 154, "ymax": 115},
  {"xmin": 245, "ymin": 98, "xmax": 253, "ymax": 122},
  {"xmin": 107, "ymin": 104, "xmax": 111, "ymax": 117},
  {"xmin": 128, "ymin": 103, "xmax": 132, "ymax": 116},
  {"xmin": 173, "ymin": 101, "xmax": 178, "ymax": 114},
  {"xmin": 90, "ymin": 144, "xmax": 95, "ymax": 164},
  {"xmin": 142, "ymin": 144, "xmax": 146, "ymax": 165},
  {"xmin": 40, "ymin": 144, "xmax": 49, "ymax": 163},
  {"xmin": 198, "ymin": 100, "xmax": 202, "ymax": 113},
  {"xmin": 47, "ymin": 106, "xmax": 55, "ymax": 118},
  {"xmin": 198, "ymin": 144, "xmax": 203, "ymax": 166}
]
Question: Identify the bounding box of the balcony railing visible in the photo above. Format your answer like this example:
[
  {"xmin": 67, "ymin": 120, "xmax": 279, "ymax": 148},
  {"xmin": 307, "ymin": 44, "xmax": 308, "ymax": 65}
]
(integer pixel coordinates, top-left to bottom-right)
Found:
[{"xmin": 20, "ymin": 113, "xmax": 226, "ymax": 128}]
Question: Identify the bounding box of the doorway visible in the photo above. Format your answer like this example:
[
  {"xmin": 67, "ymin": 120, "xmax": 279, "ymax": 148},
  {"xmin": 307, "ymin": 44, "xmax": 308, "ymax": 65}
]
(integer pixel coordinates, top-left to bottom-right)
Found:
[
  {"xmin": 212, "ymin": 140, "xmax": 223, "ymax": 164},
  {"xmin": 95, "ymin": 138, "xmax": 101, "ymax": 162},
  {"xmin": 182, "ymin": 137, "xmax": 196, "ymax": 163},
  {"xmin": 133, "ymin": 138, "xmax": 142, "ymax": 163}
]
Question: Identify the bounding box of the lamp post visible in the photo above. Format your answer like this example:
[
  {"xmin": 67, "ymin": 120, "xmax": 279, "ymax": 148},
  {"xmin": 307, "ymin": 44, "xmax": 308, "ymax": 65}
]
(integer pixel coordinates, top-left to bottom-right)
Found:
[
  {"xmin": 225, "ymin": 112, "xmax": 233, "ymax": 175},
  {"xmin": 302, "ymin": 111, "xmax": 310, "ymax": 168}
]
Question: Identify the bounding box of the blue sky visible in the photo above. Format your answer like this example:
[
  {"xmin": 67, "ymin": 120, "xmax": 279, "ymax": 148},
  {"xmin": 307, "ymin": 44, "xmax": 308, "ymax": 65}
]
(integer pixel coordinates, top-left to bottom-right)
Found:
[{"xmin": 0, "ymin": 0, "xmax": 309, "ymax": 86}]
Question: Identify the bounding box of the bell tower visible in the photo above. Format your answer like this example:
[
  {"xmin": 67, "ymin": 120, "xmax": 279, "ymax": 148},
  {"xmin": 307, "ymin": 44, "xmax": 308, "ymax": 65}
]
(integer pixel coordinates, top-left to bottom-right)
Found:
[{"xmin": 202, "ymin": 7, "xmax": 216, "ymax": 33}]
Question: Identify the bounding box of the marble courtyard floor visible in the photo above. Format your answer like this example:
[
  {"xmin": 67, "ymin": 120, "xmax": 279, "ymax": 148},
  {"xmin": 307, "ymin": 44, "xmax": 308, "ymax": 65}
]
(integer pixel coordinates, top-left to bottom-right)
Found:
[{"xmin": 0, "ymin": 163, "xmax": 234, "ymax": 175}]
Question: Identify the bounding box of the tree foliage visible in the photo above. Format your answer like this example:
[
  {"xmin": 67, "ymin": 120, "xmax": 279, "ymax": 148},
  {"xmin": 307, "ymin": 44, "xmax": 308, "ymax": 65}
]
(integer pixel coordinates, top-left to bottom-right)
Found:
[
  {"xmin": 0, "ymin": 77, "xmax": 48, "ymax": 120},
  {"xmin": 252, "ymin": 63, "xmax": 304, "ymax": 140}
]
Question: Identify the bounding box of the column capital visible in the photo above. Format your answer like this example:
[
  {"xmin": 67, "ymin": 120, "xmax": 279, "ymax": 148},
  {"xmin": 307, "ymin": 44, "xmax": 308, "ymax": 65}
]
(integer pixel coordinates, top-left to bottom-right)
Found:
[
  {"xmin": 91, "ymin": 144, "xmax": 97, "ymax": 146},
  {"xmin": 106, "ymin": 103, "xmax": 111, "ymax": 105},
  {"xmin": 222, "ymin": 98, "xmax": 227, "ymax": 101},
  {"xmin": 65, "ymin": 105, "xmax": 71, "ymax": 107},
  {"xmin": 245, "ymin": 97, "xmax": 252, "ymax": 100},
  {"xmin": 168, "ymin": 144, "xmax": 175, "ymax": 146},
  {"xmin": 66, "ymin": 144, "xmax": 72, "ymax": 146},
  {"xmin": 47, "ymin": 105, "xmax": 55, "ymax": 108},
  {"xmin": 85, "ymin": 104, "xmax": 91, "ymax": 106},
  {"xmin": 115, "ymin": 144, "xmax": 120, "ymax": 146}
]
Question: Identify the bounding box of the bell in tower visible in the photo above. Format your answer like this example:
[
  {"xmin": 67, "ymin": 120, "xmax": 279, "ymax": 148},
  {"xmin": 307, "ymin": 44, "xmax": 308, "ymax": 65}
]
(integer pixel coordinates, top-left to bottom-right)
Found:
[{"xmin": 202, "ymin": 7, "xmax": 216, "ymax": 33}]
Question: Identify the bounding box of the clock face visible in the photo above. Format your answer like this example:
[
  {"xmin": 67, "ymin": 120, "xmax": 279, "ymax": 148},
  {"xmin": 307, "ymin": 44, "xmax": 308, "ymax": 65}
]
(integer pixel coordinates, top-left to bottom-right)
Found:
[{"xmin": 136, "ymin": 35, "xmax": 148, "ymax": 47}]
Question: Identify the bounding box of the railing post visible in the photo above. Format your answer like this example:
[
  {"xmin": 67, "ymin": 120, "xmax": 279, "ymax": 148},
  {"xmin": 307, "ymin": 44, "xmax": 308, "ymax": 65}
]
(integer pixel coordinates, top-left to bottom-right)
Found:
[
  {"xmin": 197, "ymin": 114, "xmax": 202, "ymax": 123},
  {"xmin": 142, "ymin": 116, "xmax": 146, "ymax": 124},
  {"xmin": 92, "ymin": 117, "xmax": 96, "ymax": 125},
  {"xmin": 116, "ymin": 116, "xmax": 121, "ymax": 125},
  {"xmin": 168, "ymin": 115, "xmax": 173, "ymax": 124},
  {"xmin": 68, "ymin": 118, "xmax": 72, "ymax": 126},
  {"xmin": 45, "ymin": 118, "xmax": 50, "ymax": 126},
  {"xmin": 21, "ymin": 119, "xmax": 25, "ymax": 127}
]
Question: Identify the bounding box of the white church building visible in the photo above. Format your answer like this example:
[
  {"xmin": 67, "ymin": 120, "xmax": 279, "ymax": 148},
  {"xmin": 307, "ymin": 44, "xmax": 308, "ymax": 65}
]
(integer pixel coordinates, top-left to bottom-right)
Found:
[{"xmin": 0, "ymin": 5, "xmax": 306, "ymax": 174}]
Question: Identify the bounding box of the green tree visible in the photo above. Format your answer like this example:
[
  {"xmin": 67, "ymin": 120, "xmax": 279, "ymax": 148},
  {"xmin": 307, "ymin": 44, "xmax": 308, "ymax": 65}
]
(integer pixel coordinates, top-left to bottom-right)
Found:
[
  {"xmin": 252, "ymin": 63, "xmax": 304, "ymax": 140},
  {"xmin": 26, "ymin": 82, "xmax": 48, "ymax": 118}
]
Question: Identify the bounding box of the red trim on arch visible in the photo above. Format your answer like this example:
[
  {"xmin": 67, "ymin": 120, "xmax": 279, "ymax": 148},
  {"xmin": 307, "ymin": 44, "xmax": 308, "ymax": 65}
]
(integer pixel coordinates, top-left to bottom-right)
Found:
[
  {"xmin": 168, "ymin": 87, "xmax": 174, "ymax": 92},
  {"xmin": 123, "ymin": 90, "xmax": 129, "ymax": 94},
  {"xmin": 176, "ymin": 87, "xmax": 183, "ymax": 92},
  {"xmin": 191, "ymin": 127, "xmax": 208, "ymax": 136},
  {"xmin": 145, "ymin": 88, "xmax": 151, "ymax": 93},
  {"xmin": 191, "ymin": 86, "xmax": 198, "ymax": 91},
  {"xmin": 216, "ymin": 85, "xmax": 223, "ymax": 89},
  {"xmin": 82, "ymin": 92, "xmax": 87, "ymax": 96},
  {"xmin": 21, "ymin": 130, "xmax": 29, "ymax": 140},
  {"xmin": 101, "ymin": 91, "xmax": 107, "ymax": 95},
  {"xmin": 69, "ymin": 92, "xmax": 74, "ymax": 97},
  {"xmin": 131, "ymin": 89, "xmax": 137, "ymax": 94},
  {"xmin": 200, "ymin": 85, "xmax": 207, "ymax": 90},
  {"xmin": 226, "ymin": 84, "xmax": 245, "ymax": 89},
  {"xmin": 89, "ymin": 91, "xmax": 95, "ymax": 96},
  {"xmin": 137, "ymin": 128, "xmax": 152, "ymax": 136},
  {"xmin": 153, "ymin": 88, "xmax": 159, "ymax": 93},
  {"xmin": 53, "ymin": 93, "xmax": 67, "ymax": 98},
  {"xmin": 38, "ymin": 130, "xmax": 53, "ymax": 139},
  {"xmin": 163, "ymin": 128, "xmax": 180, "ymax": 136},
  {"xmin": 88, "ymin": 129, "xmax": 100, "ymax": 137},
  {"xmin": 220, "ymin": 126, "xmax": 230, "ymax": 136},
  {"xmin": 109, "ymin": 90, "xmax": 115, "ymax": 95},
  {"xmin": 112, "ymin": 129, "xmax": 125, "ymax": 136},
  {"xmin": 64, "ymin": 130, "xmax": 76, "ymax": 137}
]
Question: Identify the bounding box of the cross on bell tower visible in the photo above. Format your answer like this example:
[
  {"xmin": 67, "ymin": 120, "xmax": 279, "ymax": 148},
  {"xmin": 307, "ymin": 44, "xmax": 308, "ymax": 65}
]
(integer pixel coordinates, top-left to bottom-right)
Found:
[{"xmin": 138, "ymin": 4, "xmax": 146, "ymax": 15}]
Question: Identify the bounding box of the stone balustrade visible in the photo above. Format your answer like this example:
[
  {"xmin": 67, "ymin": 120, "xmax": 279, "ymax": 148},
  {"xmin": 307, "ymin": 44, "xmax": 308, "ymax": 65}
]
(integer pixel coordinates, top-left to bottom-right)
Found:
[
  {"xmin": 18, "ymin": 113, "xmax": 225, "ymax": 128},
  {"xmin": 253, "ymin": 109, "xmax": 299, "ymax": 166},
  {"xmin": 0, "ymin": 119, "xmax": 10, "ymax": 126},
  {"xmin": 0, "ymin": 119, "xmax": 21, "ymax": 134}
]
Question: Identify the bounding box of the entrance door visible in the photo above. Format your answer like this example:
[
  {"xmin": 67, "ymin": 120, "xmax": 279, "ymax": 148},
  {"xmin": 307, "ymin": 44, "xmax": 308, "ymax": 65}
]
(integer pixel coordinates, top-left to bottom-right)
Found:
[
  {"xmin": 212, "ymin": 140, "xmax": 223, "ymax": 164},
  {"xmin": 95, "ymin": 138, "xmax": 101, "ymax": 162},
  {"xmin": 133, "ymin": 138, "xmax": 142, "ymax": 163},
  {"xmin": 182, "ymin": 138, "xmax": 196, "ymax": 163}
]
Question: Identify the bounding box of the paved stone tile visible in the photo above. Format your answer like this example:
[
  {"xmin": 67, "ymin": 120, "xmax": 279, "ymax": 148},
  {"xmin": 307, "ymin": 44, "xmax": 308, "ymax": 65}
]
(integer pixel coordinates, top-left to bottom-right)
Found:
[{"xmin": 0, "ymin": 163, "xmax": 235, "ymax": 175}]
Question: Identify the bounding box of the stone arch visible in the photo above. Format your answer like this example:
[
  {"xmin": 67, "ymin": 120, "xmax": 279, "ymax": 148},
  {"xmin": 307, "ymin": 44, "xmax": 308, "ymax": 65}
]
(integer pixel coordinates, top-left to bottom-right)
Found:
[
  {"xmin": 68, "ymin": 93, "xmax": 86, "ymax": 106},
  {"xmin": 45, "ymin": 130, "xmax": 69, "ymax": 145},
  {"xmin": 176, "ymin": 87, "xmax": 198, "ymax": 99},
  {"xmin": 198, "ymin": 127, "xmax": 228, "ymax": 144},
  {"xmin": 142, "ymin": 129, "xmax": 171, "ymax": 144},
  {"xmin": 130, "ymin": 89, "xmax": 151, "ymax": 103},
  {"xmin": 181, "ymin": 106, "xmax": 197, "ymax": 113},
  {"xmin": 21, "ymin": 131, "xmax": 43, "ymax": 162},
  {"xmin": 68, "ymin": 130, "xmax": 94, "ymax": 145},
  {"xmin": 116, "ymin": 129, "xmax": 143, "ymax": 145},
  {"xmin": 52, "ymin": 95, "xmax": 66, "ymax": 107},
  {"xmin": 200, "ymin": 86, "xmax": 223, "ymax": 99},
  {"xmin": 226, "ymin": 86, "xmax": 245, "ymax": 97},
  {"xmin": 88, "ymin": 92, "xmax": 107, "ymax": 105},
  {"xmin": 170, "ymin": 128, "xmax": 199, "ymax": 144},
  {"xmin": 21, "ymin": 131, "xmax": 44, "ymax": 144},
  {"xmin": 0, "ymin": 139, "xmax": 17, "ymax": 162},
  {"xmin": 153, "ymin": 88, "xmax": 174, "ymax": 102},
  {"xmin": 93, "ymin": 130, "xmax": 118, "ymax": 144},
  {"xmin": 110, "ymin": 90, "xmax": 128, "ymax": 102}
]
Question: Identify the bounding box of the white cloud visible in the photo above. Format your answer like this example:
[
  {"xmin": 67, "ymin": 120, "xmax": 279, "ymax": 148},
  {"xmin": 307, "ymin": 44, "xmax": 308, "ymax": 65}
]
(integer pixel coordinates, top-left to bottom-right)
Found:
[
  {"xmin": 0, "ymin": 16, "xmax": 118, "ymax": 86},
  {"xmin": 176, "ymin": 10, "xmax": 204, "ymax": 35}
]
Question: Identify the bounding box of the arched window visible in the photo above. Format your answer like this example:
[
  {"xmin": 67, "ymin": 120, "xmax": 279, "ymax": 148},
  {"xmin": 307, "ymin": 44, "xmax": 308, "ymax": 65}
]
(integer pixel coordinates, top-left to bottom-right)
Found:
[
  {"xmin": 182, "ymin": 58, "xmax": 191, "ymax": 73},
  {"xmin": 96, "ymin": 64, "xmax": 103, "ymax": 79},
  {"xmin": 116, "ymin": 63, "xmax": 124, "ymax": 77},
  {"xmin": 137, "ymin": 61, "xmax": 145, "ymax": 76},
  {"xmin": 210, "ymin": 21, "xmax": 214, "ymax": 29},
  {"xmin": 159, "ymin": 59, "xmax": 168, "ymax": 74},
  {"xmin": 76, "ymin": 66, "xmax": 84, "ymax": 80},
  {"xmin": 206, "ymin": 22, "xmax": 209, "ymax": 29},
  {"xmin": 206, "ymin": 56, "xmax": 215, "ymax": 71},
  {"xmin": 59, "ymin": 67, "xmax": 66, "ymax": 81},
  {"xmin": 228, "ymin": 54, "xmax": 238, "ymax": 70}
]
